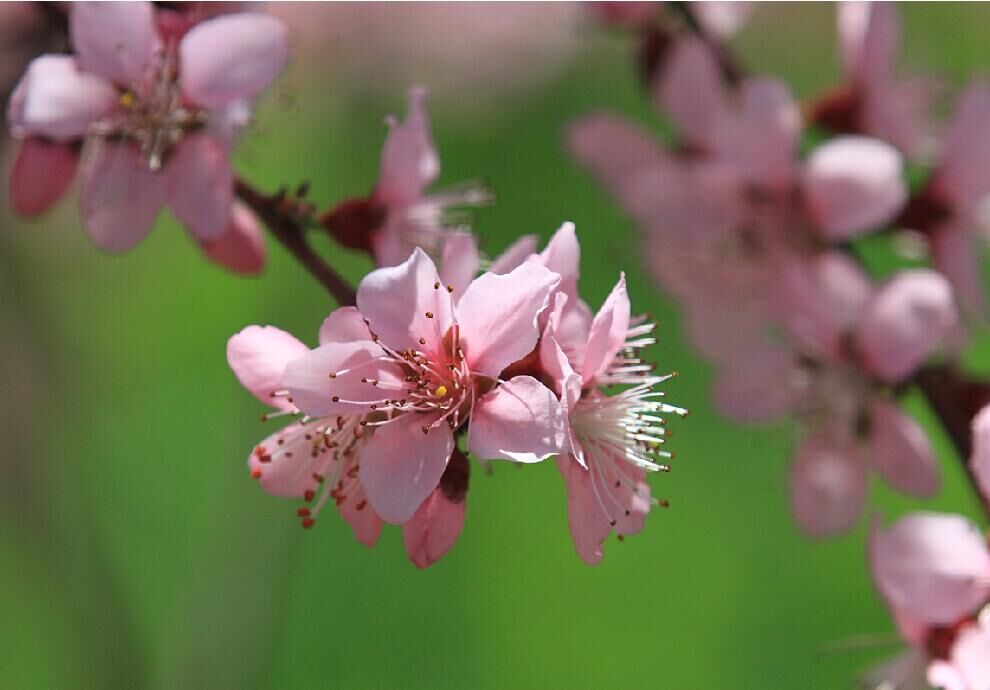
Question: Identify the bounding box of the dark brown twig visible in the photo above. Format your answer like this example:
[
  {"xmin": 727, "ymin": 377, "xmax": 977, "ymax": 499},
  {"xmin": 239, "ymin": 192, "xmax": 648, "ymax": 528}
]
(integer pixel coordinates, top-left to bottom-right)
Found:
[{"xmin": 234, "ymin": 178, "xmax": 356, "ymax": 307}]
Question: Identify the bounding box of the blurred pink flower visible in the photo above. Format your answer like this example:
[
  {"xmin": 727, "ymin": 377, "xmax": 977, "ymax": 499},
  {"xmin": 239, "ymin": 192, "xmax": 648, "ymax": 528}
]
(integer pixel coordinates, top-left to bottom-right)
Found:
[
  {"xmin": 808, "ymin": 1, "xmax": 936, "ymax": 157},
  {"xmin": 867, "ymin": 512, "xmax": 990, "ymax": 690},
  {"xmin": 7, "ymin": 2, "xmax": 287, "ymax": 255},
  {"xmin": 533, "ymin": 225, "xmax": 685, "ymax": 565},
  {"xmin": 324, "ymin": 88, "xmax": 490, "ymax": 267},
  {"xmin": 281, "ymin": 247, "xmax": 564, "ymax": 524},
  {"xmin": 970, "ymin": 405, "xmax": 990, "ymax": 505}
]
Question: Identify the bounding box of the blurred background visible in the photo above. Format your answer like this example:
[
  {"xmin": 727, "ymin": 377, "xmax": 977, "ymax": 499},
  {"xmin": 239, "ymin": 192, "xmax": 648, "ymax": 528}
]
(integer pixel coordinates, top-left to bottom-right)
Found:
[{"xmin": 2, "ymin": 3, "xmax": 989, "ymax": 688}]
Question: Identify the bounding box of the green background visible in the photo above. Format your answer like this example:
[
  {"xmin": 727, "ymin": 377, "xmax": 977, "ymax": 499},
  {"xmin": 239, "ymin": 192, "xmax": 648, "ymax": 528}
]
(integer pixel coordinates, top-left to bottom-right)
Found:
[{"xmin": 2, "ymin": 4, "xmax": 988, "ymax": 688}]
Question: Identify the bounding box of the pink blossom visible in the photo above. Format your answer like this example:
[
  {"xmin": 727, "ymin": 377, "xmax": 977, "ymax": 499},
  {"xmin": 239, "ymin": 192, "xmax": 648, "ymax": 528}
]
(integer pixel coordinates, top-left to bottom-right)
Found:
[
  {"xmin": 7, "ymin": 2, "xmax": 288, "ymax": 255},
  {"xmin": 834, "ymin": 1, "xmax": 935, "ymax": 155},
  {"xmin": 280, "ymin": 248, "xmax": 564, "ymax": 524},
  {"xmin": 871, "ymin": 513, "xmax": 990, "ymax": 625},
  {"xmin": 928, "ymin": 617, "xmax": 990, "ymax": 690},
  {"xmin": 368, "ymin": 87, "xmax": 491, "ymax": 267},
  {"xmin": 533, "ymin": 225, "xmax": 686, "ymax": 565},
  {"xmin": 970, "ymin": 405, "xmax": 990, "ymax": 506},
  {"xmin": 227, "ymin": 324, "xmax": 384, "ymax": 545}
]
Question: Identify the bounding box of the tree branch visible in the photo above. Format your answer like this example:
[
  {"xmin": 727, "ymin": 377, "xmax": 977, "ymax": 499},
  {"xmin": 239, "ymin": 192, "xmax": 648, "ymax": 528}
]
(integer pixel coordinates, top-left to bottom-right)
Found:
[{"xmin": 234, "ymin": 178, "xmax": 356, "ymax": 307}]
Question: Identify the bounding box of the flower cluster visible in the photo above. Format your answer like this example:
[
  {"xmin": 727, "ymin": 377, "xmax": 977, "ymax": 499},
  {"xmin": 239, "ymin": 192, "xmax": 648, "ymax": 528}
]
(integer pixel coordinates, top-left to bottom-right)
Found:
[
  {"xmin": 7, "ymin": 2, "xmax": 288, "ymax": 272},
  {"xmin": 229, "ymin": 224, "xmax": 684, "ymax": 567}
]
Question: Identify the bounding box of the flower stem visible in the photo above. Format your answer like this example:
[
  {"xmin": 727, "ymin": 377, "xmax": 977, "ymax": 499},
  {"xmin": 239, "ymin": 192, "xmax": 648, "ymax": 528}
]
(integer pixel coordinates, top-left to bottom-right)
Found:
[{"xmin": 234, "ymin": 178, "xmax": 357, "ymax": 307}]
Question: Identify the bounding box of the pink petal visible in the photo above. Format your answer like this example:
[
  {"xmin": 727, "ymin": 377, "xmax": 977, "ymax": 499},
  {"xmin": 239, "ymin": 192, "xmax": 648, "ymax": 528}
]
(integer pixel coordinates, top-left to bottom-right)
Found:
[
  {"xmin": 567, "ymin": 113, "xmax": 671, "ymax": 212},
  {"xmin": 691, "ymin": 1, "xmax": 754, "ymax": 38},
  {"xmin": 870, "ymin": 512, "xmax": 990, "ymax": 624},
  {"xmin": 248, "ymin": 421, "xmax": 328, "ymax": 497},
  {"xmin": 927, "ymin": 662, "xmax": 968, "ymax": 690},
  {"xmin": 930, "ymin": 221, "xmax": 986, "ymax": 319},
  {"xmin": 468, "ymin": 376, "xmax": 565, "ymax": 463},
  {"xmin": 402, "ymin": 486, "xmax": 465, "ymax": 569},
  {"xmin": 837, "ymin": 1, "xmax": 898, "ymax": 88},
  {"xmin": 861, "ymin": 77, "xmax": 936, "ymax": 158},
  {"xmin": 456, "ymin": 261, "xmax": 560, "ymax": 377},
  {"xmin": 375, "ymin": 86, "xmax": 439, "ymax": 207},
  {"xmin": 70, "ymin": 1, "xmax": 160, "ymax": 86},
  {"xmin": 201, "ymin": 201, "xmax": 265, "ymax": 275},
  {"xmin": 803, "ymin": 136, "xmax": 907, "ymax": 240},
  {"xmin": 179, "ymin": 12, "xmax": 289, "ymax": 108},
  {"xmin": 358, "ymin": 414, "xmax": 454, "ymax": 524},
  {"xmin": 227, "ymin": 325, "xmax": 309, "ymax": 411},
  {"xmin": 356, "ymin": 247, "xmax": 453, "ymax": 356},
  {"xmin": 940, "ymin": 621, "xmax": 990, "ymax": 690},
  {"xmin": 780, "ymin": 251, "xmax": 873, "ymax": 360},
  {"xmin": 655, "ymin": 36, "xmax": 725, "ymax": 151},
  {"xmin": 166, "ymin": 134, "xmax": 232, "ymax": 240},
  {"xmin": 337, "ymin": 480, "xmax": 384, "ymax": 547},
  {"xmin": 581, "ymin": 274, "xmax": 630, "ymax": 383},
  {"xmin": 7, "ymin": 55, "xmax": 116, "ymax": 141},
  {"xmin": 9, "ymin": 138, "xmax": 78, "ymax": 216},
  {"xmin": 282, "ymin": 340, "xmax": 402, "ymax": 418},
  {"xmin": 713, "ymin": 78, "xmax": 799, "ymax": 190},
  {"xmin": 790, "ymin": 434, "xmax": 868, "ymax": 539},
  {"xmin": 80, "ymin": 141, "xmax": 166, "ymax": 252},
  {"xmin": 538, "ymin": 222, "xmax": 581, "ymax": 304},
  {"xmin": 861, "ymin": 652, "xmax": 929, "ymax": 690},
  {"xmin": 439, "ymin": 231, "xmax": 479, "ymax": 302},
  {"xmin": 555, "ymin": 454, "xmax": 610, "ymax": 565},
  {"xmin": 489, "ymin": 235, "xmax": 539, "ymax": 275},
  {"xmin": 318, "ymin": 306, "xmax": 372, "ymax": 346},
  {"xmin": 856, "ymin": 270, "xmax": 958, "ymax": 383},
  {"xmin": 933, "ymin": 81, "xmax": 990, "ymax": 209},
  {"xmin": 869, "ymin": 399, "xmax": 939, "ymax": 498},
  {"xmin": 969, "ymin": 405, "xmax": 990, "ymax": 507},
  {"xmin": 711, "ymin": 343, "xmax": 801, "ymax": 423}
]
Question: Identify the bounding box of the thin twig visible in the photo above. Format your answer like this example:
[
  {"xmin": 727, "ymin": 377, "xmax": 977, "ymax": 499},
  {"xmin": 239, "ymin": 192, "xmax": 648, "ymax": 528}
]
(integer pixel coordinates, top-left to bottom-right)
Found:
[{"xmin": 234, "ymin": 178, "xmax": 356, "ymax": 307}]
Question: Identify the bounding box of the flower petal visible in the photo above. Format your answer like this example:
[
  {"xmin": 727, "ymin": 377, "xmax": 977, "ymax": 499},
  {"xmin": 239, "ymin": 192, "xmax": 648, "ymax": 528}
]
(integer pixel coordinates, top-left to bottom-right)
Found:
[
  {"xmin": 803, "ymin": 136, "xmax": 907, "ymax": 240},
  {"xmin": 456, "ymin": 261, "xmax": 560, "ymax": 377},
  {"xmin": 9, "ymin": 138, "xmax": 78, "ymax": 216},
  {"xmin": 228, "ymin": 325, "xmax": 309, "ymax": 411},
  {"xmin": 358, "ymin": 414, "xmax": 454, "ymax": 524},
  {"xmin": 318, "ymin": 306, "xmax": 372, "ymax": 346},
  {"xmin": 402, "ymin": 486, "xmax": 465, "ymax": 569},
  {"xmin": 282, "ymin": 340, "xmax": 402, "ymax": 417},
  {"xmin": 930, "ymin": 221, "xmax": 986, "ymax": 319},
  {"xmin": 870, "ymin": 512, "xmax": 990, "ymax": 624},
  {"xmin": 201, "ymin": 201, "xmax": 265, "ymax": 275},
  {"xmin": 375, "ymin": 86, "xmax": 439, "ymax": 207},
  {"xmin": 970, "ymin": 405, "xmax": 990, "ymax": 507},
  {"xmin": 790, "ymin": 434, "xmax": 868, "ymax": 539},
  {"xmin": 468, "ymin": 376, "xmax": 565, "ymax": 463},
  {"xmin": 166, "ymin": 134, "xmax": 233, "ymax": 240},
  {"xmin": 439, "ymin": 231, "xmax": 479, "ymax": 302},
  {"xmin": 837, "ymin": 1, "xmax": 898, "ymax": 88},
  {"xmin": 248, "ymin": 421, "xmax": 329, "ymax": 497},
  {"xmin": 555, "ymin": 454, "xmax": 610, "ymax": 565},
  {"xmin": 933, "ymin": 81, "xmax": 990, "ymax": 209},
  {"xmin": 655, "ymin": 36, "xmax": 725, "ymax": 151},
  {"xmin": 80, "ymin": 141, "xmax": 166, "ymax": 252},
  {"xmin": 941, "ymin": 621, "xmax": 990, "ymax": 690},
  {"xmin": 356, "ymin": 247, "xmax": 453, "ymax": 356},
  {"xmin": 711, "ymin": 343, "xmax": 801, "ymax": 423},
  {"xmin": 71, "ymin": 1, "xmax": 160, "ymax": 86},
  {"xmin": 538, "ymin": 221, "xmax": 580, "ymax": 304},
  {"xmin": 856, "ymin": 269, "xmax": 958, "ymax": 383},
  {"xmin": 180, "ymin": 12, "xmax": 289, "ymax": 108},
  {"xmin": 869, "ymin": 399, "xmax": 939, "ymax": 498},
  {"xmin": 337, "ymin": 480, "xmax": 383, "ymax": 547},
  {"xmin": 7, "ymin": 55, "xmax": 116, "ymax": 141},
  {"xmin": 489, "ymin": 235, "xmax": 539, "ymax": 275},
  {"xmin": 581, "ymin": 274, "xmax": 631, "ymax": 383}
]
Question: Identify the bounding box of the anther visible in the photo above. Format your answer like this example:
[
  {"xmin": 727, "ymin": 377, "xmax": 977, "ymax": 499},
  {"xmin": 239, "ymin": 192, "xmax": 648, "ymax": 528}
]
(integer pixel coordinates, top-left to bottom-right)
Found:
[
  {"xmin": 301, "ymin": 518, "xmax": 315, "ymax": 529},
  {"xmin": 332, "ymin": 396, "xmax": 340, "ymax": 402},
  {"xmin": 250, "ymin": 469, "xmax": 262, "ymax": 480},
  {"xmin": 328, "ymin": 372, "xmax": 337, "ymax": 378},
  {"xmin": 419, "ymin": 338, "xmax": 427, "ymax": 345},
  {"xmin": 446, "ymin": 285, "xmax": 454, "ymax": 293},
  {"xmin": 304, "ymin": 490, "xmax": 315, "ymax": 502},
  {"xmin": 297, "ymin": 508, "xmax": 312, "ymax": 518},
  {"xmin": 434, "ymin": 282, "xmax": 440, "ymax": 289},
  {"xmin": 425, "ymin": 311, "xmax": 434, "ymax": 319}
]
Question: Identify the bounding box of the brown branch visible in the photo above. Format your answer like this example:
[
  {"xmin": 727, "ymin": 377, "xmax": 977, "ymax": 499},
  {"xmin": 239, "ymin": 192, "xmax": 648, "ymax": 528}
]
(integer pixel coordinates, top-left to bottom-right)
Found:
[{"xmin": 234, "ymin": 178, "xmax": 356, "ymax": 307}]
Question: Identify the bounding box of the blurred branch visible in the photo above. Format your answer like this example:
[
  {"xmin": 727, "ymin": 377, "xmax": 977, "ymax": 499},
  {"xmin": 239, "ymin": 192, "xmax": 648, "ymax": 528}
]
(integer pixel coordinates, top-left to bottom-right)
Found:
[
  {"xmin": 234, "ymin": 178, "xmax": 357, "ymax": 307},
  {"xmin": 667, "ymin": 1, "xmax": 744, "ymax": 86}
]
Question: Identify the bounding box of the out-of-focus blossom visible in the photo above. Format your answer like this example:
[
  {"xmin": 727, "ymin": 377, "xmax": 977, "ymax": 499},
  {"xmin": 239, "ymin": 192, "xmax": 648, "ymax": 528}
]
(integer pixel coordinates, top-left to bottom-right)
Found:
[
  {"xmin": 321, "ymin": 88, "xmax": 490, "ymax": 268},
  {"xmin": 590, "ymin": 1, "xmax": 753, "ymax": 36},
  {"xmin": 280, "ymin": 248, "xmax": 563, "ymax": 524},
  {"xmin": 867, "ymin": 512, "xmax": 990, "ymax": 690},
  {"xmin": 272, "ymin": 2, "xmax": 583, "ymax": 113},
  {"xmin": 7, "ymin": 2, "xmax": 287, "ymax": 261},
  {"xmin": 972, "ymin": 405, "xmax": 990, "ymax": 504},
  {"xmin": 812, "ymin": 1, "xmax": 935, "ymax": 157},
  {"xmin": 900, "ymin": 82, "xmax": 990, "ymax": 318}
]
